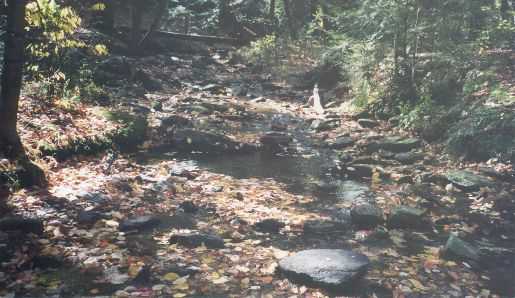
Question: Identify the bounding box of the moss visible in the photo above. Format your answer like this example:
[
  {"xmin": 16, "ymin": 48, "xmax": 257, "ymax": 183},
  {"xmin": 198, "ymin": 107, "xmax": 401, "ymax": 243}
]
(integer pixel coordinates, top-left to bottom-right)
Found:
[
  {"xmin": 446, "ymin": 107, "xmax": 515, "ymax": 162},
  {"xmin": 39, "ymin": 110, "xmax": 148, "ymax": 160},
  {"xmin": 104, "ymin": 111, "xmax": 148, "ymax": 152}
]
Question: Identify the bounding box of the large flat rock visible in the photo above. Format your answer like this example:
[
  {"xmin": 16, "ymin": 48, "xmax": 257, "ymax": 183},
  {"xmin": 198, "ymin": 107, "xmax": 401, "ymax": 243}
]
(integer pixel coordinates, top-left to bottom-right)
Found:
[
  {"xmin": 445, "ymin": 170, "xmax": 494, "ymax": 192},
  {"xmin": 367, "ymin": 136, "xmax": 421, "ymax": 153},
  {"xmin": 278, "ymin": 249, "xmax": 369, "ymax": 290}
]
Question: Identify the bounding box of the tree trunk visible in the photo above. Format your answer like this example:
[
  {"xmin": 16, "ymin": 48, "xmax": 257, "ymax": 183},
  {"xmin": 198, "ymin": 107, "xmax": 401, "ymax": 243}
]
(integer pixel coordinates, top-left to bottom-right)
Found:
[
  {"xmin": 0, "ymin": 0, "xmax": 27, "ymax": 158},
  {"xmin": 282, "ymin": 0, "xmax": 297, "ymax": 39},
  {"xmin": 101, "ymin": 0, "xmax": 116, "ymax": 33},
  {"xmin": 137, "ymin": 0, "xmax": 169, "ymax": 47},
  {"xmin": 130, "ymin": 0, "xmax": 144, "ymax": 55},
  {"xmin": 269, "ymin": 0, "xmax": 276, "ymax": 21}
]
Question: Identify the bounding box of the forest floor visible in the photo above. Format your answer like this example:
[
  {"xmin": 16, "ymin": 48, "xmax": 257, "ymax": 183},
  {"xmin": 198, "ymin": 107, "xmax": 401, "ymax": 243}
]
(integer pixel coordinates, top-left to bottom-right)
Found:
[{"xmin": 1, "ymin": 47, "xmax": 515, "ymax": 298}]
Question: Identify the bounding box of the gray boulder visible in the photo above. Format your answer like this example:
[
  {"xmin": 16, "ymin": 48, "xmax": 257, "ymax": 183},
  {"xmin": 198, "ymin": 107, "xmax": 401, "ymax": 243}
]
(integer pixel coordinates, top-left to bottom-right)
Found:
[
  {"xmin": 445, "ymin": 170, "xmax": 493, "ymax": 192},
  {"xmin": 119, "ymin": 216, "xmax": 160, "ymax": 232},
  {"xmin": 351, "ymin": 203, "xmax": 384, "ymax": 229},
  {"xmin": 443, "ymin": 234, "xmax": 480, "ymax": 261},
  {"xmin": 367, "ymin": 137, "xmax": 421, "ymax": 153},
  {"xmin": 358, "ymin": 119, "xmax": 379, "ymax": 128},
  {"xmin": 387, "ymin": 206, "xmax": 427, "ymax": 229},
  {"xmin": 278, "ymin": 249, "xmax": 369, "ymax": 290}
]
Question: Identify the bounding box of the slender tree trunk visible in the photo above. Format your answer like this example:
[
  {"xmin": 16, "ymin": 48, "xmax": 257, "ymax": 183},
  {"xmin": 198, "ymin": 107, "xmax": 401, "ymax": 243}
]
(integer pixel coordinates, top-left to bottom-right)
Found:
[
  {"xmin": 130, "ymin": 0, "xmax": 143, "ymax": 55},
  {"xmin": 269, "ymin": 0, "xmax": 276, "ymax": 21},
  {"xmin": 282, "ymin": 0, "xmax": 297, "ymax": 39},
  {"xmin": 138, "ymin": 0, "xmax": 169, "ymax": 47},
  {"xmin": 411, "ymin": 6, "xmax": 421, "ymax": 84},
  {"xmin": 101, "ymin": 0, "xmax": 116, "ymax": 33},
  {"xmin": 0, "ymin": 0, "xmax": 27, "ymax": 158}
]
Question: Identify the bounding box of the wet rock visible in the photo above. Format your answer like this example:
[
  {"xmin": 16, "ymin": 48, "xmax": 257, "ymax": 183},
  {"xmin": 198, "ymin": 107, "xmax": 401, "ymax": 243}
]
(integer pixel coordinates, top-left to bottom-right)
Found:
[
  {"xmin": 161, "ymin": 213, "xmax": 197, "ymax": 230},
  {"xmin": 169, "ymin": 233, "xmax": 225, "ymax": 249},
  {"xmin": 387, "ymin": 206, "xmax": 427, "ymax": 229},
  {"xmin": 393, "ymin": 152, "xmax": 424, "ymax": 164},
  {"xmin": 358, "ymin": 119, "xmax": 379, "ymax": 128},
  {"xmin": 304, "ymin": 220, "xmax": 347, "ymax": 234},
  {"xmin": 334, "ymin": 181, "xmax": 371, "ymax": 202},
  {"xmin": 326, "ymin": 136, "xmax": 354, "ymax": 149},
  {"xmin": 254, "ymin": 219, "xmax": 285, "ymax": 234},
  {"xmin": 367, "ymin": 137, "xmax": 421, "ymax": 153},
  {"xmin": 331, "ymin": 208, "xmax": 352, "ymax": 225},
  {"xmin": 260, "ymin": 132, "xmax": 292, "ymax": 151},
  {"xmin": 172, "ymin": 129, "xmax": 254, "ymax": 154},
  {"xmin": 278, "ymin": 249, "xmax": 369, "ymax": 290},
  {"xmin": 77, "ymin": 210, "xmax": 104, "ymax": 225},
  {"xmin": 0, "ymin": 217, "xmax": 44, "ymax": 235},
  {"xmin": 179, "ymin": 201, "xmax": 198, "ymax": 213},
  {"xmin": 442, "ymin": 234, "xmax": 480, "ymax": 261},
  {"xmin": 345, "ymin": 164, "xmax": 375, "ymax": 178},
  {"xmin": 445, "ymin": 170, "xmax": 494, "ymax": 192},
  {"xmin": 119, "ymin": 216, "xmax": 160, "ymax": 232},
  {"xmin": 351, "ymin": 203, "xmax": 384, "ymax": 229},
  {"xmin": 310, "ymin": 119, "xmax": 340, "ymax": 132}
]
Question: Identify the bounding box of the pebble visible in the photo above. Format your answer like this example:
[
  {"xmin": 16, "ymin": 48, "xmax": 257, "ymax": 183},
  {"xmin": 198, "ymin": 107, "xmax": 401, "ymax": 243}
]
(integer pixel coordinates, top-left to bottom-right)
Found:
[{"xmin": 115, "ymin": 290, "xmax": 130, "ymax": 298}]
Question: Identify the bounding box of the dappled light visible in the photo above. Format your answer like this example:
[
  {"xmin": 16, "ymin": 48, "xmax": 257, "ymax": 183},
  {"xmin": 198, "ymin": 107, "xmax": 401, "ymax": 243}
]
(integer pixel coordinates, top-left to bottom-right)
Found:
[{"xmin": 0, "ymin": 0, "xmax": 514, "ymax": 297}]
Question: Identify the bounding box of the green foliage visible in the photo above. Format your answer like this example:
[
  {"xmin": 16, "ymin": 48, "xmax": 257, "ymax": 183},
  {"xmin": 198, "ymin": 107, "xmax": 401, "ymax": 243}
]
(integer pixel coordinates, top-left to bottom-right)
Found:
[
  {"xmin": 25, "ymin": 0, "xmax": 108, "ymax": 100},
  {"xmin": 447, "ymin": 107, "xmax": 515, "ymax": 162},
  {"xmin": 238, "ymin": 34, "xmax": 278, "ymax": 67}
]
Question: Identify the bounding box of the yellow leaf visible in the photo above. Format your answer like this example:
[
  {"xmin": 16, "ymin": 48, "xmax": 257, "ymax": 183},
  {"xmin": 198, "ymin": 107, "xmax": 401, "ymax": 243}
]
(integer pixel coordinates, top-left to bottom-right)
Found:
[
  {"xmin": 128, "ymin": 262, "xmax": 144, "ymax": 278},
  {"xmin": 172, "ymin": 276, "xmax": 189, "ymax": 290},
  {"xmin": 163, "ymin": 272, "xmax": 180, "ymax": 282},
  {"xmin": 173, "ymin": 294, "xmax": 187, "ymax": 298},
  {"xmin": 409, "ymin": 279, "xmax": 427, "ymax": 291}
]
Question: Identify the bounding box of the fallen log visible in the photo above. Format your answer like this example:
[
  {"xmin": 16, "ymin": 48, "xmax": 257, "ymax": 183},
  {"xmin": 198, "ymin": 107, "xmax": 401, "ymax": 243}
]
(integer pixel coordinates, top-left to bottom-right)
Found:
[{"xmin": 149, "ymin": 30, "xmax": 240, "ymax": 45}]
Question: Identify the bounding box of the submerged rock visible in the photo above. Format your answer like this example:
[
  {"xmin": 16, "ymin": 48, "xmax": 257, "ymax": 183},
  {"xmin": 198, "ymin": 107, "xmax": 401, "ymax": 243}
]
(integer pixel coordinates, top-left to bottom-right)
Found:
[
  {"xmin": 445, "ymin": 170, "xmax": 493, "ymax": 192},
  {"xmin": 278, "ymin": 249, "xmax": 369, "ymax": 290},
  {"xmin": 260, "ymin": 132, "xmax": 292, "ymax": 151},
  {"xmin": 172, "ymin": 129, "xmax": 254, "ymax": 154},
  {"xmin": 334, "ymin": 181, "xmax": 371, "ymax": 202},
  {"xmin": 169, "ymin": 233, "xmax": 225, "ymax": 249},
  {"xmin": 388, "ymin": 206, "xmax": 427, "ymax": 229}
]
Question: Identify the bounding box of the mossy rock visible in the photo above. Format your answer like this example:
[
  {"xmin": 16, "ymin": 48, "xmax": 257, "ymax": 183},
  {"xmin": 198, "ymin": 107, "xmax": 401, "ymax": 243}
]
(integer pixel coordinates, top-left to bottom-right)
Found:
[
  {"xmin": 445, "ymin": 170, "xmax": 493, "ymax": 192},
  {"xmin": 103, "ymin": 111, "xmax": 148, "ymax": 152},
  {"xmin": 446, "ymin": 107, "xmax": 515, "ymax": 162}
]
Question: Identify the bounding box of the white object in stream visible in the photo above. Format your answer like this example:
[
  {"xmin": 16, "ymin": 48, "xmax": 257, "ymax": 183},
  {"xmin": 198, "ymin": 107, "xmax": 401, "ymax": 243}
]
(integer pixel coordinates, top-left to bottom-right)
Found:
[{"xmin": 311, "ymin": 84, "xmax": 324, "ymax": 115}]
